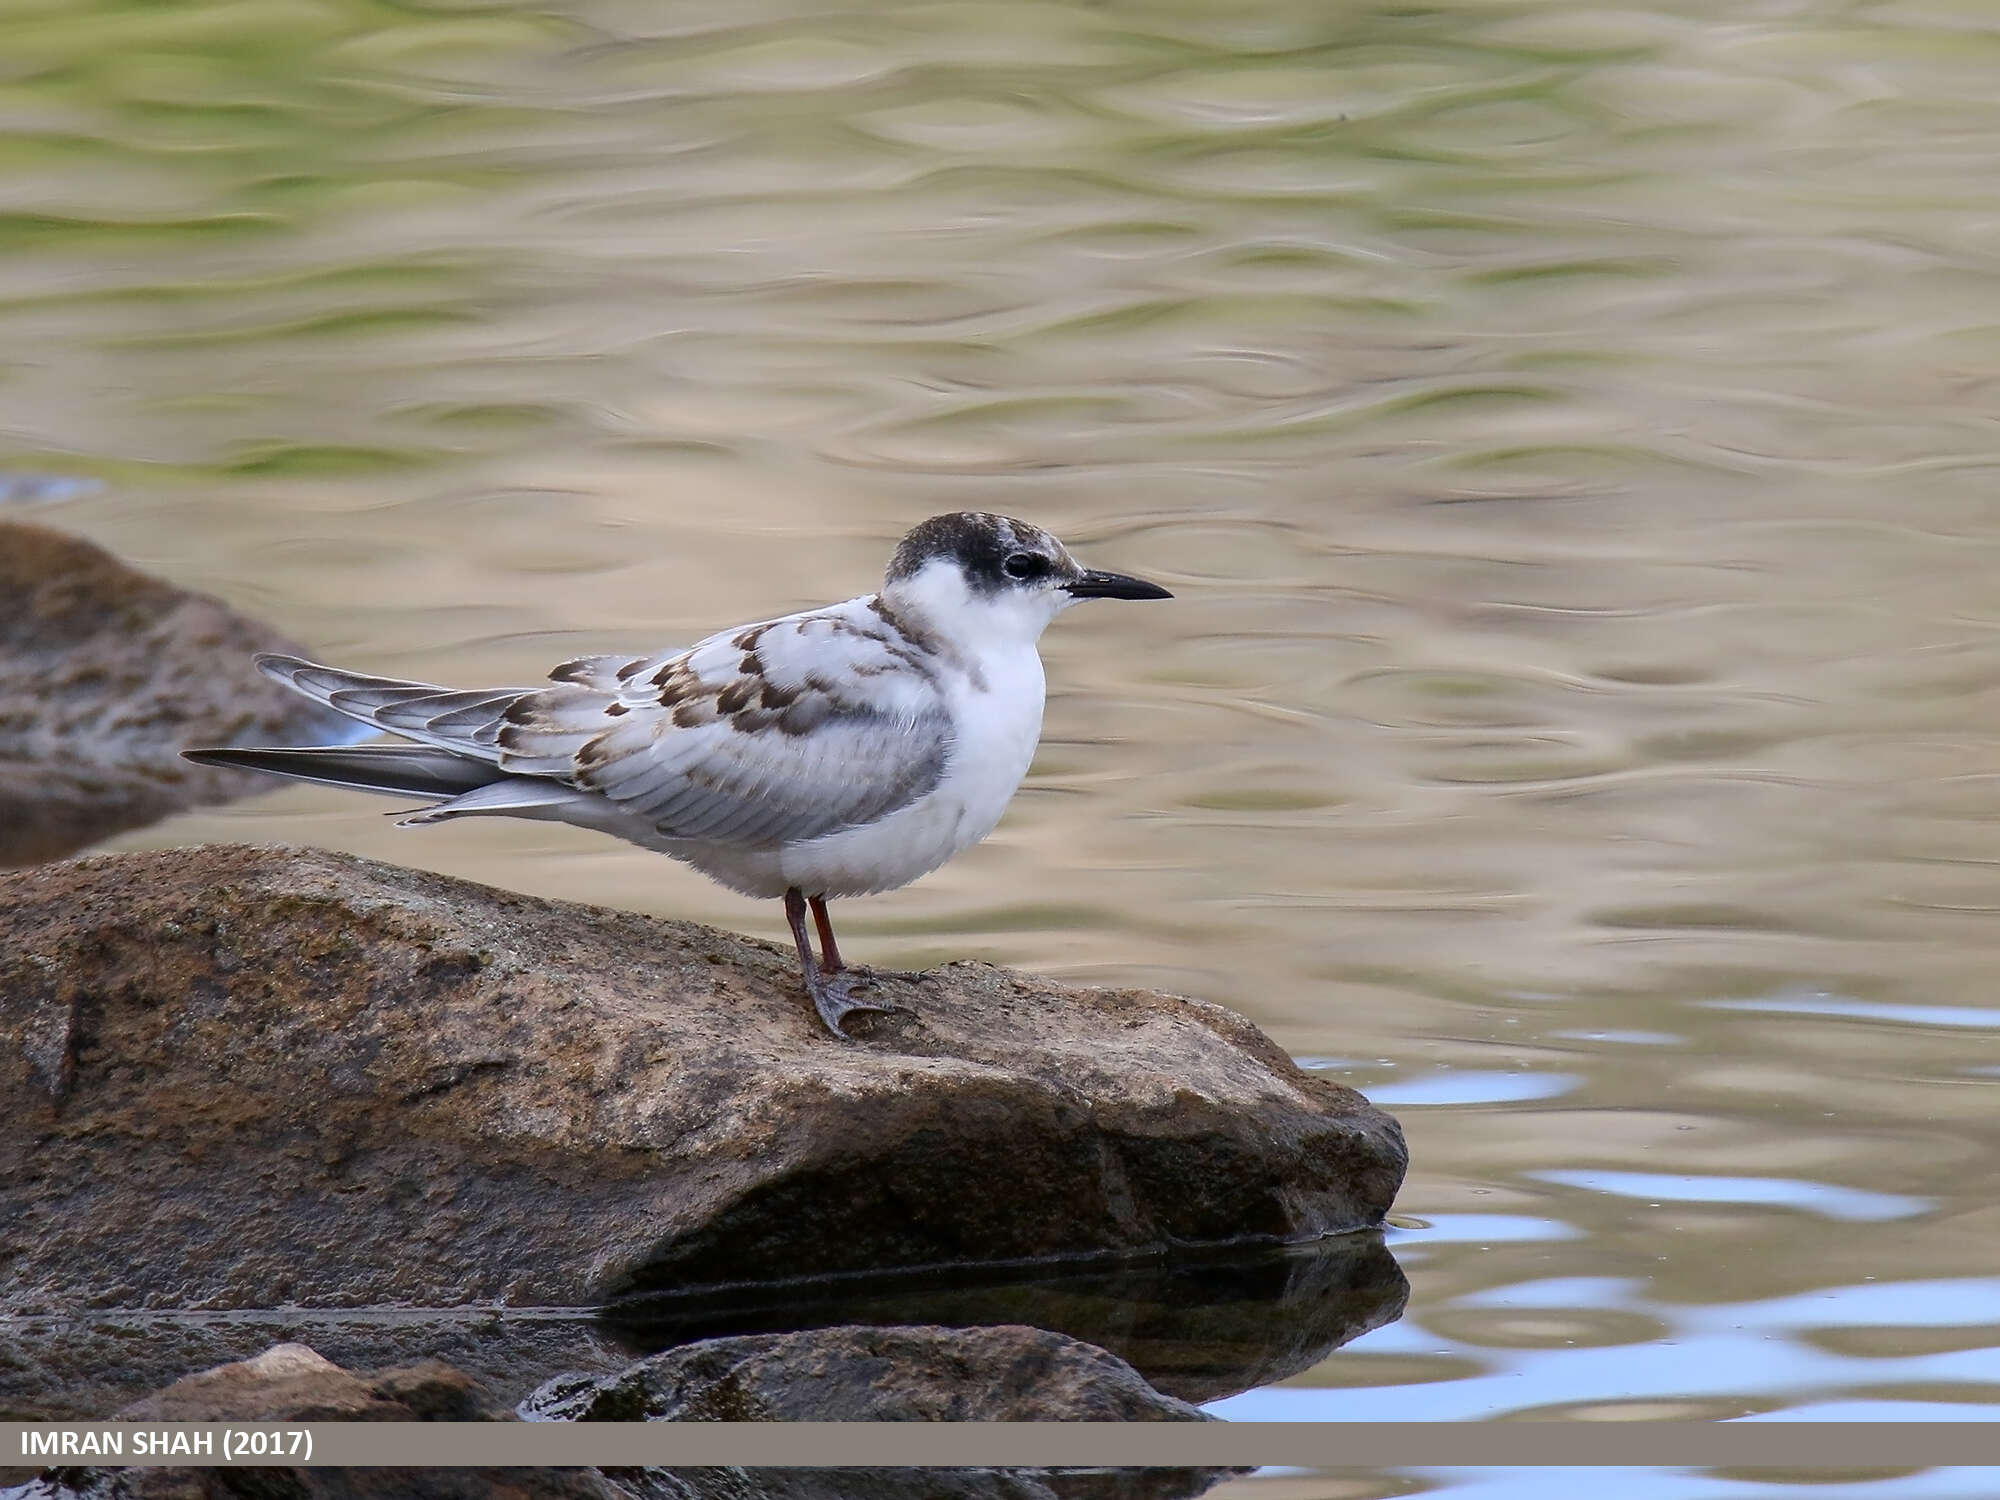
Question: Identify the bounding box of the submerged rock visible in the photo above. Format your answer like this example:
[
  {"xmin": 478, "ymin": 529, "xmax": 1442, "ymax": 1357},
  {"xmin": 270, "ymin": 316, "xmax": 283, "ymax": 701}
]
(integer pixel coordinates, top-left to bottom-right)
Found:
[
  {"xmin": 1, "ymin": 842, "xmax": 1404, "ymax": 1315},
  {"xmin": 522, "ymin": 1323, "xmax": 1209, "ymax": 1422},
  {"xmin": 0, "ymin": 521, "xmax": 354, "ymax": 867}
]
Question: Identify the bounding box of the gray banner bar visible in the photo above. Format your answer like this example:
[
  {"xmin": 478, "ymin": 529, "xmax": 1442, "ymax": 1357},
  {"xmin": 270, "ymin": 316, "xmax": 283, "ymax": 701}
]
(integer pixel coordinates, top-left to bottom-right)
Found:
[{"xmin": 6, "ymin": 1422, "xmax": 1998, "ymax": 1468}]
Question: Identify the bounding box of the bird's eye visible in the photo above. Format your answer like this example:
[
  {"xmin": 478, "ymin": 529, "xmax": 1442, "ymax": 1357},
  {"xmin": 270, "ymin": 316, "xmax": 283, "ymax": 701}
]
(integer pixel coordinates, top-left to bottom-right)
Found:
[{"xmin": 1003, "ymin": 552, "xmax": 1046, "ymax": 580}]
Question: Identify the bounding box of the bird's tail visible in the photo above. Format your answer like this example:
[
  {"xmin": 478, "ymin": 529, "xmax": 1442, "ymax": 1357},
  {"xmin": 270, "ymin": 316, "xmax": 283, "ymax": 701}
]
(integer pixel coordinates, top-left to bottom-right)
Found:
[
  {"xmin": 180, "ymin": 744, "xmax": 594, "ymax": 828},
  {"xmin": 181, "ymin": 744, "xmax": 504, "ymax": 800},
  {"xmin": 185, "ymin": 655, "xmax": 598, "ymax": 827}
]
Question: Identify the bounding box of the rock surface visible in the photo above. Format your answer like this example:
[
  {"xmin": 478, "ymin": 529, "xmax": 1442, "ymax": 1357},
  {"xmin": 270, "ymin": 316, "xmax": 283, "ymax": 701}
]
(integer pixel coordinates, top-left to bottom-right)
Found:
[
  {"xmin": 522, "ymin": 1324, "xmax": 1210, "ymax": 1422},
  {"xmin": 0, "ymin": 521, "xmax": 353, "ymax": 867},
  {"xmin": 1, "ymin": 844, "xmax": 1406, "ymax": 1319}
]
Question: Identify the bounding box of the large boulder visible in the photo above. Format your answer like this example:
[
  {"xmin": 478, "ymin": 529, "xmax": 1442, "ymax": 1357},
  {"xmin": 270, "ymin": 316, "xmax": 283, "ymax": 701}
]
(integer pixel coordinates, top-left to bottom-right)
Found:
[
  {"xmin": 0, "ymin": 521, "xmax": 355, "ymax": 867},
  {"xmin": 2, "ymin": 844, "xmax": 1404, "ymax": 1323},
  {"xmin": 521, "ymin": 1324, "xmax": 1210, "ymax": 1422}
]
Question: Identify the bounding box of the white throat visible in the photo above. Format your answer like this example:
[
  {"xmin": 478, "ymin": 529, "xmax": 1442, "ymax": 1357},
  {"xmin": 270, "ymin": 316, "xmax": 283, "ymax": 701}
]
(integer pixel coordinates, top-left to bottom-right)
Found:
[{"xmin": 879, "ymin": 557, "xmax": 1066, "ymax": 658}]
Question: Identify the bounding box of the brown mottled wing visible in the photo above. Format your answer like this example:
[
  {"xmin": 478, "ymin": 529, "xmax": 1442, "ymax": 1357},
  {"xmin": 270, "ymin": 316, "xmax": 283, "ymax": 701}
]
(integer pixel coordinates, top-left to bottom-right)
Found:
[{"xmin": 513, "ymin": 601, "xmax": 954, "ymax": 847}]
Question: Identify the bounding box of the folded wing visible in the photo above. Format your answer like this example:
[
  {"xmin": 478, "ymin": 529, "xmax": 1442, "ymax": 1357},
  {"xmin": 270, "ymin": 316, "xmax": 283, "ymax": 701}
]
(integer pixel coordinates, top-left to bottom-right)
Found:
[
  {"xmin": 527, "ymin": 603, "xmax": 953, "ymax": 846},
  {"xmin": 245, "ymin": 598, "xmax": 952, "ymax": 848}
]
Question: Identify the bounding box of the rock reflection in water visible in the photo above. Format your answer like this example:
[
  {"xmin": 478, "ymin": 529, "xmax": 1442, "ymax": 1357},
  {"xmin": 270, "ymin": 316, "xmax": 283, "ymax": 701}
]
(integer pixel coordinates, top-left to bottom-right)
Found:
[
  {"xmin": 0, "ymin": 1236, "xmax": 1401, "ymax": 1421},
  {"xmin": 0, "ymin": 522, "xmax": 357, "ymax": 868},
  {"xmin": 601, "ymin": 1232, "xmax": 1407, "ymax": 1405}
]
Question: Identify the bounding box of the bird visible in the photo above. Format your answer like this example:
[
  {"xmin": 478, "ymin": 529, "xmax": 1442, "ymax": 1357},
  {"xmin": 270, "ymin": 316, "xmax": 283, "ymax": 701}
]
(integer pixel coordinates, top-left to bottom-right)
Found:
[{"xmin": 185, "ymin": 512, "xmax": 1171, "ymax": 1038}]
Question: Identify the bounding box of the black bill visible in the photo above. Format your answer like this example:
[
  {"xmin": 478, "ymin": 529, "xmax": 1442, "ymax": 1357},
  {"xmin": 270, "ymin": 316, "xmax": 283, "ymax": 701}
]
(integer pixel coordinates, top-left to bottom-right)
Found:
[{"xmin": 1066, "ymin": 568, "xmax": 1173, "ymax": 601}]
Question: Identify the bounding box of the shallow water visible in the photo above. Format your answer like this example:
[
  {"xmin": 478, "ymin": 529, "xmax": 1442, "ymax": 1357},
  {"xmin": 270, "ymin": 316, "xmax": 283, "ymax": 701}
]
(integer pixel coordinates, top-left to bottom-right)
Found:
[{"xmin": 5, "ymin": 0, "xmax": 1999, "ymax": 1439}]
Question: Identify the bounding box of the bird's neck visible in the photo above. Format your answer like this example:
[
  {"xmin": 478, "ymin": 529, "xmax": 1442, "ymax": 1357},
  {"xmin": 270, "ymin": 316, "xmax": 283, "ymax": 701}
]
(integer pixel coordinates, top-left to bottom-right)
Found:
[{"xmin": 876, "ymin": 562, "xmax": 1055, "ymax": 662}]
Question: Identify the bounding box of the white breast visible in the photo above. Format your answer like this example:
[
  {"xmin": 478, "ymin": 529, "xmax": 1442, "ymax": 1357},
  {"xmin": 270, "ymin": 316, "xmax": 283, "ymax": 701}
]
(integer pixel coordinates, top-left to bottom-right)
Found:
[{"xmin": 775, "ymin": 642, "xmax": 1046, "ymax": 898}]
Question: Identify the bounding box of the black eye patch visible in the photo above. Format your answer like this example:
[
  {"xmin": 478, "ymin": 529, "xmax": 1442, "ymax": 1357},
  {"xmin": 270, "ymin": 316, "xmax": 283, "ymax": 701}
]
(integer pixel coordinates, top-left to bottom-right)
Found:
[{"xmin": 1003, "ymin": 552, "xmax": 1049, "ymax": 580}]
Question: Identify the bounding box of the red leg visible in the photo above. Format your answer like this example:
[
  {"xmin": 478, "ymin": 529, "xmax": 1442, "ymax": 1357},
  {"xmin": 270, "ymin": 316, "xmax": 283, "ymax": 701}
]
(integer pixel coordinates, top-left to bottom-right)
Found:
[
  {"xmin": 783, "ymin": 886, "xmax": 896, "ymax": 1039},
  {"xmin": 809, "ymin": 895, "xmax": 844, "ymax": 974},
  {"xmin": 811, "ymin": 894, "xmax": 932, "ymax": 988},
  {"xmin": 783, "ymin": 887, "xmax": 820, "ymax": 979}
]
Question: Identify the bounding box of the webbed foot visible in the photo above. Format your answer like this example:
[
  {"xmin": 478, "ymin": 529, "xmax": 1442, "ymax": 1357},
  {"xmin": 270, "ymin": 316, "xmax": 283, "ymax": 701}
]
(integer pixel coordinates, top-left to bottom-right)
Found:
[{"xmin": 807, "ymin": 970, "xmax": 907, "ymax": 1039}]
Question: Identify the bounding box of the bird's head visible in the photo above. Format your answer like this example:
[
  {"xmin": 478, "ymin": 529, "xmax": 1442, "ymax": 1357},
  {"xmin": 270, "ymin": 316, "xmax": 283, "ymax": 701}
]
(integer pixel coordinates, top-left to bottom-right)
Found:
[{"xmin": 881, "ymin": 512, "xmax": 1171, "ymax": 649}]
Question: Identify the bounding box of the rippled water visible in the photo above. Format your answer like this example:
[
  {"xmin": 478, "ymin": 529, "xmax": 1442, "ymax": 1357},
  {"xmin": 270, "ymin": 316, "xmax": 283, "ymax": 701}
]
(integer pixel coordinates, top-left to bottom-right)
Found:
[{"xmin": 7, "ymin": 0, "xmax": 2000, "ymax": 1451}]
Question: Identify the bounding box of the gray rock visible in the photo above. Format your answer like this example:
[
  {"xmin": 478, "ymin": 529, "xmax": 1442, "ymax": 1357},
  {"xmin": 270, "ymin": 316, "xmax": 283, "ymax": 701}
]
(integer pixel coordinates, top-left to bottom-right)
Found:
[
  {"xmin": 0, "ymin": 521, "xmax": 353, "ymax": 867},
  {"xmin": 0, "ymin": 845, "xmax": 1405, "ymax": 1329},
  {"xmin": 522, "ymin": 1324, "xmax": 1210, "ymax": 1422}
]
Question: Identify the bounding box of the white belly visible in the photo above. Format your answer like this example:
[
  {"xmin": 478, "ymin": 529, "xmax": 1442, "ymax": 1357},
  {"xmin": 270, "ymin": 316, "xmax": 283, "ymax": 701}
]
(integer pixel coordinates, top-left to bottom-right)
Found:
[{"xmin": 776, "ymin": 645, "xmax": 1045, "ymax": 899}]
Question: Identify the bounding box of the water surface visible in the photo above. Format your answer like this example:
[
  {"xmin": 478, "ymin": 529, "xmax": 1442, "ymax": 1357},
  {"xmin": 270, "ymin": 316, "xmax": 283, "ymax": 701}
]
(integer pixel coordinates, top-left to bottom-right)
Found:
[{"xmin": 5, "ymin": 0, "xmax": 1998, "ymax": 1437}]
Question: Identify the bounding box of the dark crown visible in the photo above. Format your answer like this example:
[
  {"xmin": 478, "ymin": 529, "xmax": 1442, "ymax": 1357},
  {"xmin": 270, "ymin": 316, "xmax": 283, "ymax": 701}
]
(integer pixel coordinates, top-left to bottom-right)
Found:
[{"xmin": 885, "ymin": 512, "xmax": 1060, "ymax": 590}]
